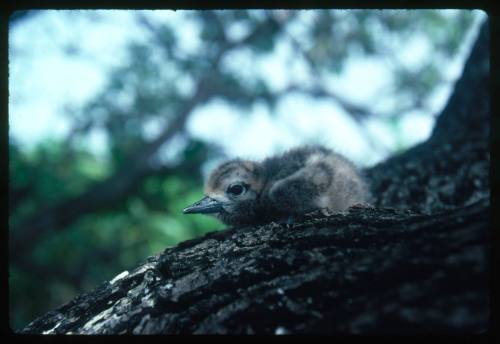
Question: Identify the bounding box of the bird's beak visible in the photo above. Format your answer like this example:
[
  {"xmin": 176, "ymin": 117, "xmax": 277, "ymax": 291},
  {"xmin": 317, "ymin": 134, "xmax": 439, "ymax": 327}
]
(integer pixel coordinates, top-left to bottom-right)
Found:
[{"xmin": 183, "ymin": 196, "xmax": 223, "ymax": 214}]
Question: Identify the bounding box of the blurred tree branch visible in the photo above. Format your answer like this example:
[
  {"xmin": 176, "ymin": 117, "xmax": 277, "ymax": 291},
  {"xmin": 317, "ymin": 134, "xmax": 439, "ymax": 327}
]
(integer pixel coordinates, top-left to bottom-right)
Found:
[
  {"xmin": 280, "ymin": 84, "xmax": 390, "ymax": 154},
  {"xmin": 282, "ymin": 84, "xmax": 374, "ymax": 122},
  {"xmin": 281, "ymin": 24, "xmax": 393, "ymax": 154}
]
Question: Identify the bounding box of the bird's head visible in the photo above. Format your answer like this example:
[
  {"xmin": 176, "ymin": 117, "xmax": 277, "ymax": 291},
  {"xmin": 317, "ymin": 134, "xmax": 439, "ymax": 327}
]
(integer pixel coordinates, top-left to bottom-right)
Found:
[{"xmin": 183, "ymin": 159, "xmax": 264, "ymax": 226}]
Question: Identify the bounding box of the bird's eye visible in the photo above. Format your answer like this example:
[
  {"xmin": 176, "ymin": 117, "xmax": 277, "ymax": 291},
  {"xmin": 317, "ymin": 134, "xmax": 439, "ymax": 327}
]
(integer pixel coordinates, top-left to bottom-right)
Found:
[{"xmin": 227, "ymin": 183, "xmax": 246, "ymax": 196}]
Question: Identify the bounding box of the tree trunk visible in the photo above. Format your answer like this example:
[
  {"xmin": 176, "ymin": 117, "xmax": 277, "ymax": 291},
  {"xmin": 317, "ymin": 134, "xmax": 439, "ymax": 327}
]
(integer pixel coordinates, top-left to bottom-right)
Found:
[{"xmin": 18, "ymin": 22, "xmax": 490, "ymax": 335}]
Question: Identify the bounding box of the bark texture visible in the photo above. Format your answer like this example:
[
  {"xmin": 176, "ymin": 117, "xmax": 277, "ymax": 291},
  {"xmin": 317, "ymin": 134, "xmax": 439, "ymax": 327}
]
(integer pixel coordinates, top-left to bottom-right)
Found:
[{"xmin": 18, "ymin": 22, "xmax": 490, "ymax": 335}]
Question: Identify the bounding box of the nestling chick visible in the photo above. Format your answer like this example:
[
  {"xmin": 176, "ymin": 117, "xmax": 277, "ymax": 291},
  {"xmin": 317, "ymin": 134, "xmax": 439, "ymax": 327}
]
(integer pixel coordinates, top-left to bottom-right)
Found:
[{"xmin": 183, "ymin": 145, "xmax": 370, "ymax": 226}]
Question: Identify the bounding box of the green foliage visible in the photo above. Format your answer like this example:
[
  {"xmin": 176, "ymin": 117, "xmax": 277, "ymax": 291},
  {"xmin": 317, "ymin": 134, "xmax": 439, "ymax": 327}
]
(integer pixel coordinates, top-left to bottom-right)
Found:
[
  {"xmin": 9, "ymin": 141, "xmax": 111, "ymax": 227},
  {"xmin": 9, "ymin": 138, "xmax": 222, "ymax": 330}
]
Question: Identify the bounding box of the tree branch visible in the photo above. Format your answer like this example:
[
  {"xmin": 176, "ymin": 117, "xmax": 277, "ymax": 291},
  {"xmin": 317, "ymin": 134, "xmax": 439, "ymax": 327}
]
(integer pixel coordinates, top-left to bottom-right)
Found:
[
  {"xmin": 20, "ymin": 198, "xmax": 489, "ymax": 334},
  {"xmin": 366, "ymin": 21, "xmax": 490, "ymax": 212}
]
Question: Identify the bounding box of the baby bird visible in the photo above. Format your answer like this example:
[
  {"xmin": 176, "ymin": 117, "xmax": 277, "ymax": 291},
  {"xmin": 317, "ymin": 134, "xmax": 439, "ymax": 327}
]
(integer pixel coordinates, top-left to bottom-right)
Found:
[{"xmin": 183, "ymin": 145, "xmax": 370, "ymax": 227}]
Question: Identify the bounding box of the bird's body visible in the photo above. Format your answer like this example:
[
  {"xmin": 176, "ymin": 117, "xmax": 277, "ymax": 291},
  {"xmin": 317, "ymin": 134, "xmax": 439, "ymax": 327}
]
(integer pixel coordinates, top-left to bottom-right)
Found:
[{"xmin": 183, "ymin": 145, "xmax": 370, "ymax": 226}]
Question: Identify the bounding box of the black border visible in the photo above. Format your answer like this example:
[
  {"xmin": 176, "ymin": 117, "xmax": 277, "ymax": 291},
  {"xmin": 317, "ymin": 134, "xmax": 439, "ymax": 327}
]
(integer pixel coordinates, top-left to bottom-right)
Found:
[{"xmin": 1, "ymin": 2, "xmax": 497, "ymax": 341}]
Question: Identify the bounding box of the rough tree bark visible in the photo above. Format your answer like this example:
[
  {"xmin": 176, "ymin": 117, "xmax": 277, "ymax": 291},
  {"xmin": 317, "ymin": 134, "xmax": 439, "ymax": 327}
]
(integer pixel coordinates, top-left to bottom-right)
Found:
[{"xmin": 18, "ymin": 22, "xmax": 490, "ymax": 335}]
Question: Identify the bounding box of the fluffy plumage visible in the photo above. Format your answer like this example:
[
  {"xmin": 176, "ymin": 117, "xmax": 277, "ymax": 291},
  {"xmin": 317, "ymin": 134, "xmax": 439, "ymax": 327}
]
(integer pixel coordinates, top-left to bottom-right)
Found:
[{"xmin": 183, "ymin": 145, "xmax": 370, "ymax": 226}]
